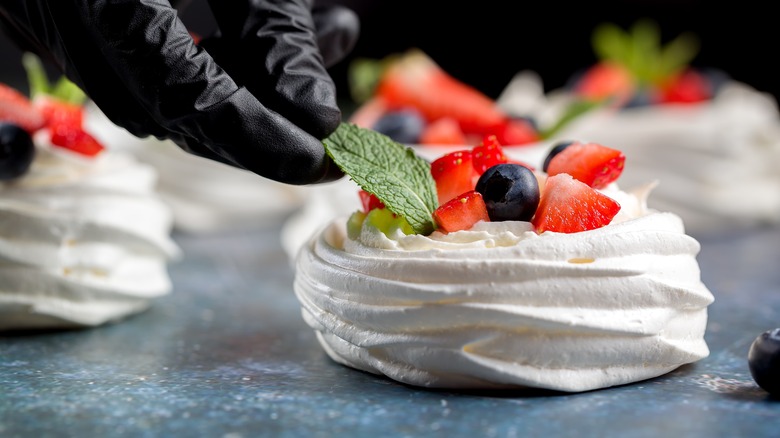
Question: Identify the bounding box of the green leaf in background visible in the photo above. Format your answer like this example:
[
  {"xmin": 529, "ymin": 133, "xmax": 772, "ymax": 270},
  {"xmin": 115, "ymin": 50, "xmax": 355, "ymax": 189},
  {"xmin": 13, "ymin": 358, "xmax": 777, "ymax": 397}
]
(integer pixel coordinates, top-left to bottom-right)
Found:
[
  {"xmin": 592, "ymin": 23, "xmax": 630, "ymax": 64},
  {"xmin": 591, "ymin": 19, "xmax": 701, "ymax": 87},
  {"xmin": 21, "ymin": 52, "xmax": 86, "ymax": 105},
  {"xmin": 656, "ymin": 32, "xmax": 700, "ymax": 82},
  {"xmin": 324, "ymin": 123, "xmax": 438, "ymax": 235},
  {"xmin": 347, "ymin": 55, "xmax": 400, "ymax": 104}
]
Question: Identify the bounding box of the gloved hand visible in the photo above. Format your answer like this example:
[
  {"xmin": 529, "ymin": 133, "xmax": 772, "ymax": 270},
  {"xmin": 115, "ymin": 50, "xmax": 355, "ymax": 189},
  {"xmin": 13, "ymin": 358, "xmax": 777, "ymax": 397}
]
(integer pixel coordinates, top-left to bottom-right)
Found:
[{"xmin": 0, "ymin": 0, "xmax": 359, "ymax": 185}]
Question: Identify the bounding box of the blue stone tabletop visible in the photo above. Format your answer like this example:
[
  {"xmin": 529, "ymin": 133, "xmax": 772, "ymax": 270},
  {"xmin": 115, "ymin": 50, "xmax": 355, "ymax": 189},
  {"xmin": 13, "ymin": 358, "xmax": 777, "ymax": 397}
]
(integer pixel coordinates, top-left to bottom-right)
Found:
[{"xmin": 2, "ymin": 219, "xmax": 779, "ymax": 438}]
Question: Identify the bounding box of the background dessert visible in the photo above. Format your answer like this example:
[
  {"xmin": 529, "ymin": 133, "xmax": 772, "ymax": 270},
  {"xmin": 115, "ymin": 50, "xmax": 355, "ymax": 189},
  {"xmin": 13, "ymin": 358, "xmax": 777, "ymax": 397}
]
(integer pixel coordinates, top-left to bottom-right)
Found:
[
  {"xmin": 497, "ymin": 21, "xmax": 780, "ymax": 232},
  {"xmin": 0, "ymin": 60, "xmax": 179, "ymax": 330},
  {"xmin": 85, "ymin": 108, "xmax": 307, "ymax": 234}
]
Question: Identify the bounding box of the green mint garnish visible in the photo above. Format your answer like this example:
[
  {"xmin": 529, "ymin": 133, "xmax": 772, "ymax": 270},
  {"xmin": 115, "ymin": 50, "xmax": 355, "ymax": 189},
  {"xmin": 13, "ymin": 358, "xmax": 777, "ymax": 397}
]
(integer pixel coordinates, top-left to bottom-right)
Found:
[
  {"xmin": 592, "ymin": 19, "xmax": 699, "ymax": 86},
  {"xmin": 22, "ymin": 52, "xmax": 86, "ymax": 105},
  {"xmin": 323, "ymin": 123, "xmax": 438, "ymax": 235}
]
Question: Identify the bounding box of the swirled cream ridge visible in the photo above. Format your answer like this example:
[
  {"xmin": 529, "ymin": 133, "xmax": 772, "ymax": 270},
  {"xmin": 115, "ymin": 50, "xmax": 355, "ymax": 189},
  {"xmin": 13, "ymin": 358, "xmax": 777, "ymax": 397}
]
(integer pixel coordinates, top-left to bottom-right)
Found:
[
  {"xmin": 293, "ymin": 185, "xmax": 714, "ymax": 392},
  {"xmin": 0, "ymin": 135, "xmax": 180, "ymax": 330}
]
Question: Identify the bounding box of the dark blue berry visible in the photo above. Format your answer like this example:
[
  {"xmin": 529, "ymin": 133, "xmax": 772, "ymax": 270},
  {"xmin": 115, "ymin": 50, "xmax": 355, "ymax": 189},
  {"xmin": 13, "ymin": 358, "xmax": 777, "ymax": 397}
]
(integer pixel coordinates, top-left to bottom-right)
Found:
[
  {"xmin": 372, "ymin": 109, "xmax": 425, "ymax": 144},
  {"xmin": 542, "ymin": 140, "xmax": 575, "ymax": 172},
  {"xmin": 623, "ymin": 87, "xmax": 655, "ymax": 109},
  {"xmin": 748, "ymin": 328, "xmax": 780, "ymax": 395},
  {"xmin": 700, "ymin": 67, "xmax": 730, "ymax": 97},
  {"xmin": 475, "ymin": 164, "xmax": 539, "ymax": 222},
  {"xmin": 0, "ymin": 122, "xmax": 35, "ymax": 180}
]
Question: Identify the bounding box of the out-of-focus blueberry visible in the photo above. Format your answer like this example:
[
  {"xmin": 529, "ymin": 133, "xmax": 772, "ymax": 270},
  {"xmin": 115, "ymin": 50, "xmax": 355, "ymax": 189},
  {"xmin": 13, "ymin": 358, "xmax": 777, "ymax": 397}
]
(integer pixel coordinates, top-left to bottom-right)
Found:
[{"xmin": 372, "ymin": 109, "xmax": 425, "ymax": 144}]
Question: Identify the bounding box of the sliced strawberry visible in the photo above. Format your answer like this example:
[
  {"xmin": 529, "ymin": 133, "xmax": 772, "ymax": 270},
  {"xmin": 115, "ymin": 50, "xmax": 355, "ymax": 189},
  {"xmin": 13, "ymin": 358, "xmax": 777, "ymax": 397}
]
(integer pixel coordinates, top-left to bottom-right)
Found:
[
  {"xmin": 494, "ymin": 118, "xmax": 540, "ymax": 146},
  {"xmin": 471, "ymin": 135, "xmax": 508, "ymax": 174},
  {"xmin": 431, "ymin": 150, "xmax": 479, "ymax": 206},
  {"xmin": 0, "ymin": 83, "xmax": 45, "ymax": 133},
  {"xmin": 358, "ymin": 189, "xmax": 385, "ymax": 212},
  {"xmin": 50, "ymin": 125, "xmax": 104, "ymax": 156},
  {"xmin": 546, "ymin": 142, "xmax": 625, "ymax": 189},
  {"xmin": 657, "ymin": 68, "xmax": 711, "ymax": 104},
  {"xmin": 433, "ymin": 190, "xmax": 490, "ymax": 233},
  {"xmin": 419, "ymin": 117, "xmax": 468, "ymax": 145},
  {"xmin": 531, "ymin": 174, "xmax": 621, "ymax": 234},
  {"xmin": 375, "ymin": 50, "xmax": 509, "ymax": 137},
  {"xmin": 33, "ymin": 96, "xmax": 84, "ymax": 129},
  {"xmin": 574, "ymin": 61, "xmax": 635, "ymax": 104}
]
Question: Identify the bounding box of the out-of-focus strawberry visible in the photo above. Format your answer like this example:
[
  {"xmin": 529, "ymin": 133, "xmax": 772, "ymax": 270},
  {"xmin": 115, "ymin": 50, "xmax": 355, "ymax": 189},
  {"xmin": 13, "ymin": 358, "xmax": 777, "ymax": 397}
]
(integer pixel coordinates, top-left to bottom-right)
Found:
[
  {"xmin": 375, "ymin": 50, "xmax": 537, "ymax": 143},
  {"xmin": 0, "ymin": 83, "xmax": 45, "ymax": 133},
  {"xmin": 574, "ymin": 61, "xmax": 635, "ymax": 105},
  {"xmin": 657, "ymin": 68, "xmax": 711, "ymax": 104},
  {"xmin": 50, "ymin": 124, "xmax": 104, "ymax": 156},
  {"xmin": 33, "ymin": 95, "xmax": 84, "ymax": 129},
  {"xmin": 419, "ymin": 117, "xmax": 468, "ymax": 145}
]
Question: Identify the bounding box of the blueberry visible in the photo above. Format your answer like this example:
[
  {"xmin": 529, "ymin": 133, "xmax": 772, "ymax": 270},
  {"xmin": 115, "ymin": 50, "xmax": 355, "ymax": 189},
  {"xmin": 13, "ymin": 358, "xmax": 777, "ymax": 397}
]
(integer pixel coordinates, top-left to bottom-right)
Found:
[
  {"xmin": 748, "ymin": 328, "xmax": 780, "ymax": 395},
  {"xmin": 542, "ymin": 140, "xmax": 575, "ymax": 172},
  {"xmin": 0, "ymin": 122, "xmax": 35, "ymax": 180},
  {"xmin": 372, "ymin": 109, "xmax": 425, "ymax": 144},
  {"xmin": 700, "ymin": 67, "xmax": 731, "ymax": 97},
  {"xmin": 475, "ymin": 164, "xmax": 539, "ymax": 222}
]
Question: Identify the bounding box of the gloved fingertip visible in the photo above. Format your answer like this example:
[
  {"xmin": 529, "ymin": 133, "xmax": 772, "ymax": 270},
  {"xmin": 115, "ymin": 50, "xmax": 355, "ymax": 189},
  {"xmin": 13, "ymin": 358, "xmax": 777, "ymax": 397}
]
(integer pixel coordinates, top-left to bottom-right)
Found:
[{"xmin": 312, "ymin": 5, "xmax": 361, "ymax": 68}]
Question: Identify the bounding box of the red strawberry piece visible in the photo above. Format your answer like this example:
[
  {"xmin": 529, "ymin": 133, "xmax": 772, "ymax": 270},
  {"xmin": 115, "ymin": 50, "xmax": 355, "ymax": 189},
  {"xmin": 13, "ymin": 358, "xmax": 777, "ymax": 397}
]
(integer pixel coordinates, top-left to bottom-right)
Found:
[
  {"xmin": 531, "ymin": 174, "xmax": 621, "ymax": 234},
  {"xmin": 658, "ymin": 68, "xmax": 711, "ymax": 104},
  {"xmin": 50, "ymin": 124, "xmax": 104, "ymax": 156},
  {"xmin": 33, "ymin": 96, "xmax": 84, "ymax": 130},
  {"xmin": 574, "ymin": 62, "xmax": 635, "ymax": 105},
  {"xmin": 546, "ymin": 142, "xmax": 625, "ymax": 189},
  {"xmin": 419, "ymin": 117, "xmax": 468, "ymax": 145},
  {"xmin": 431, "ymin": 150, "xmax": 479, "ymax": 206},
  {"xmin": 375, "ymin": 50, "xmax": 509, "ymax": 137},
  {"xmin": 472, "ymin": 134, "xmax": 508, "ymax": 174},
  {"xmin": 493, "ymin": 118, "xmax": 540, "ymax": 146},
  {"xmin": 433, "ymin": 190, "xmax": 490, "ymax": 233},
  {"xmin": 358, "ymin": 189, "xmax": 385, "ymax": 212},
  {"xmin": 0, "ymin": 83, "xmax": 45, "ymax": 133}
]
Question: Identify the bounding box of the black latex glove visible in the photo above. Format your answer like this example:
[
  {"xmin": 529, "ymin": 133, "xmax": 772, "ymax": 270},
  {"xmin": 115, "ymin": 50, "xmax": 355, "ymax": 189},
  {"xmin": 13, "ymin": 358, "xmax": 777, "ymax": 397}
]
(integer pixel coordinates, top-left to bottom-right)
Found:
[{"xmin": 0, "ymin": 0, "xmax": 359, "ymax": 185}]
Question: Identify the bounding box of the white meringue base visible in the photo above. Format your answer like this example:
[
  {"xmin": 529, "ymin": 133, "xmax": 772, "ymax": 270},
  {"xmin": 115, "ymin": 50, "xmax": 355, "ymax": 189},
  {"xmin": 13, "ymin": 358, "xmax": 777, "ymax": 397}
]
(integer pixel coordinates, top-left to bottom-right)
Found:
[{"xmin": 294, "ymin": 201, "xmax": 713, "ymax": 392}]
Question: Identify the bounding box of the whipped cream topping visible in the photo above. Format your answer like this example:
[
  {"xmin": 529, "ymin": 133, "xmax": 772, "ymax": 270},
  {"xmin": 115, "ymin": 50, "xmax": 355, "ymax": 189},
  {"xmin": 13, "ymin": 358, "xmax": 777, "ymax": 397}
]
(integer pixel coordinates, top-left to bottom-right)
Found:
[
  {"xmin": 0, "ymin": 135, "xmax": 180, "ymax": 330},
  {"xmin": 294, "ymin": 185, "xmax": 714, "ymax": 392},
  {"xmin": 499, "ymin": 73, "xmax": 780, "ymax": 231},
  {"xmin": 85, "ymin": 106, "xmax": 305, "ymax": 233}
]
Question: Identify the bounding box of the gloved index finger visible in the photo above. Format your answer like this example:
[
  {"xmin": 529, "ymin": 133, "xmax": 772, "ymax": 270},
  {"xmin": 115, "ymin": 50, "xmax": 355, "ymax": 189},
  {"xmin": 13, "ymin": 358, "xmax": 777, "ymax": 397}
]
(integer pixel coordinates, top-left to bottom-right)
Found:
[
  {"xmin": 67, "ymin": 0, "xmax": 339, "ymax": 184},
  {"xmin": 206, "ymin": 0, "xmax": 342, "ymax": 140}
]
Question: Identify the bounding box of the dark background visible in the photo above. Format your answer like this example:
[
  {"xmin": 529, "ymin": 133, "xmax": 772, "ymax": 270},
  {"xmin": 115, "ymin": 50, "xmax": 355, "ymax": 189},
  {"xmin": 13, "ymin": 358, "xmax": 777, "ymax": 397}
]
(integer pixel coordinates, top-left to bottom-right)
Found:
[{"xmin": 1, "ymin": 1, "xmax": 777, "ymax": 109}]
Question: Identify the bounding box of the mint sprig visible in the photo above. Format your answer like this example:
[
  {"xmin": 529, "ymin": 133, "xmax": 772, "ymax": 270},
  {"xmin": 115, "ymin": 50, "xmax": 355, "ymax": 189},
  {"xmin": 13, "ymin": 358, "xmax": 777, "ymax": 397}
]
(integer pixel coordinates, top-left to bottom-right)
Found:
[
  {"xmin": 22, "ymin": 52, "xmax": 86, "ymax": 104},
  {"xmin": 592, "ymin": 20, "xmax": 699, "ymax": 86},
  {"xmin": 324, "ymin": 123, "xmax": 438, "ymax": 235}
]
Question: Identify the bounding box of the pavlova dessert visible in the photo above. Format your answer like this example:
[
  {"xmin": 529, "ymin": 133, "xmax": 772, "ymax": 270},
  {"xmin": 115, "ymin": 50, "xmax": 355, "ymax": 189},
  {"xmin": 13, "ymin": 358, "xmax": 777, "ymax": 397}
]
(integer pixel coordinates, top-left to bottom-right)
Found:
[
  {"xmin": 293, "ymin": 123, "xmax": 714, "ymax": 392},
  {"xmin": 500, "ymin": 20, "xmax": 780, "ymax": 231},
  {"xmin": 0, "ymin": 55, "xmax": 179, "ymax": 330}
]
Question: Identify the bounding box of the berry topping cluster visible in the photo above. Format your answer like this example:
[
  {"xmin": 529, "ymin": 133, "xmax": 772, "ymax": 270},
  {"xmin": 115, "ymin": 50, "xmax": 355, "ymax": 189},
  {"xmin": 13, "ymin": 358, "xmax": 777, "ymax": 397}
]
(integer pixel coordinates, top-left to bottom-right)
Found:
[
  {"xmin": 0, "ymin": 53, "xmax": 104, "ymax": 181},
  {"xmin": 424, "ymin": 136, "xmax": 625, "ymax": 234},
  {"xmin": 350, "ymin": 133, "xmax": 627, "ymax": 237}
]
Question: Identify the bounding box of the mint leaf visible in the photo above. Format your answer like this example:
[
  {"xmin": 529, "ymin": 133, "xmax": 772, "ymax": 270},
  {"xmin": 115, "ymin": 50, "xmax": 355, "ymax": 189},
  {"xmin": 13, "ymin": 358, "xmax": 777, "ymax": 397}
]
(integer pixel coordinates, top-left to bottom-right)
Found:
[
  {"xmin": 324, "ymin": 123, "xmax": 438, "ymax": 235},
  {"xmin": 22, "ymin": 52, "xmax": 86, "ymax": 105}
]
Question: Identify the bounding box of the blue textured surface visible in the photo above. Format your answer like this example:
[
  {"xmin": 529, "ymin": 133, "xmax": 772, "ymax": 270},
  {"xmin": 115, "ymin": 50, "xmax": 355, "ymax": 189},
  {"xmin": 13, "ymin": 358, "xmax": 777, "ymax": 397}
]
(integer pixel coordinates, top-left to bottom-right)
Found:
[{"xmin": 1, "ymin": 220, "xmax": 779, "ymax": 437}]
